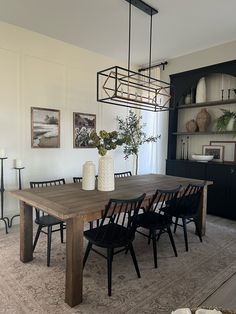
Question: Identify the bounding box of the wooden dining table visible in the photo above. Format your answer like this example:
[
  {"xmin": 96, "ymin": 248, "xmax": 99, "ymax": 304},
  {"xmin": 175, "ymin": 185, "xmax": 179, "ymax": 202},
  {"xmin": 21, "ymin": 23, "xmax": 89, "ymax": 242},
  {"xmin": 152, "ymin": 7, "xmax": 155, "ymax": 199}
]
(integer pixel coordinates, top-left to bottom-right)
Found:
[{"xmin": 10, "ymin": 174, "xmax": 212, "ymax": 308}]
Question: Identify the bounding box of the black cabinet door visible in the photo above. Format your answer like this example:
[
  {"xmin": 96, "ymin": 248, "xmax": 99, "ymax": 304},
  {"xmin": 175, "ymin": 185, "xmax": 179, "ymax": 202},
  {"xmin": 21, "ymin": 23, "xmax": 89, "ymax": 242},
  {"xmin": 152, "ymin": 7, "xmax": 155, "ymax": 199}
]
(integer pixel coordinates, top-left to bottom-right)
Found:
[
  {"xmin": 206, "ymin": 163, "xmax": 229, "ymax": 217},
  {"xmin": 166, "ymin": 160, "xmax": 206, "ymax": 180},
  {"xmin": 228, "ymin": 165, "xmax": 236, "ymax": 220},
  {"xmin": 166, "ymin": 160, "xmax": 188, "ymax": 177}
]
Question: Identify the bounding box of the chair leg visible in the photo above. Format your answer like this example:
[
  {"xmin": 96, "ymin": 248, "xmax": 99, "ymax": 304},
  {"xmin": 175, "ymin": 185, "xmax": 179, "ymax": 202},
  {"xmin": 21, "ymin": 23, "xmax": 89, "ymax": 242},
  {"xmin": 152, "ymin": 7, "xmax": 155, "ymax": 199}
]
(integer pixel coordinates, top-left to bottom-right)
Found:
[
  {"xmin": 174, "ymin": 217, "xmax": 178, "ymax": 233},
  {"xmin": 47, "ymin": 226, "xmax": 52, "ymax": 267},
  {"xmin": 83, "ymin": 242, "xmax": 92, "ymax": 267},
  {"xmin": 89, "ymin": 221, "xmax": 93, "ymax": 229},
  {"xmin": 33, "ymin": 225, "xmax": 42, "ymax": 251},
  {"xmin": 148, "ymin": 230, "xmax": 152, "ymax": 245},
  {"xmin": 167, "ymin": 226, "xmax": 178, "ymax": 257},
  {"xmin": 182, "ymin": 218, "xmax": 188, "ymax": 252},
  {"xmin": 60, "ymin": 222, "xmax": 64, "ymax": 243},
  {"xmin": 107, "ymin": 248, "xmax": 113, "ymax": 297},
  {"xmin": 194, "ymin": 218, "xmax": 202, "ymax": 243},
  {"xmin": 152, "ymin": 230, "xmax": 158, "ymax": 268},
  {"xmin": 129, "ymin": 243, "xmax": 141, "ymax": 278}
]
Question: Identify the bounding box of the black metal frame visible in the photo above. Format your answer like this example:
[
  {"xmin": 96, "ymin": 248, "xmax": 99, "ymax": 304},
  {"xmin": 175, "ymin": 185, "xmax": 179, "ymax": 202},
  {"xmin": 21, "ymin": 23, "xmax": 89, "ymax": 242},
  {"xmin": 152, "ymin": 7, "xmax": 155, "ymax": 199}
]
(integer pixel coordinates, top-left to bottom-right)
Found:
[{"xmin": 97, "ymin": 0, "xmax": 172, "ymax": 112}]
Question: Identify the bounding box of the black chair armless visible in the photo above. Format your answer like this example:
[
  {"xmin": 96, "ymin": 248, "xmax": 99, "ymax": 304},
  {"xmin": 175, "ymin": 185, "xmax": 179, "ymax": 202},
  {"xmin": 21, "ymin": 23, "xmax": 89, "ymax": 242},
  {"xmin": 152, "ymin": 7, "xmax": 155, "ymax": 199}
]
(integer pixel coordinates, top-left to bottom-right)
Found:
[
  {"xmin": 83, "ymin": 193, "xmax": 146, "ymax": 296},
  {"xmin": 30, "ymin": 178, "xmax": 66, "ymax": 266}
]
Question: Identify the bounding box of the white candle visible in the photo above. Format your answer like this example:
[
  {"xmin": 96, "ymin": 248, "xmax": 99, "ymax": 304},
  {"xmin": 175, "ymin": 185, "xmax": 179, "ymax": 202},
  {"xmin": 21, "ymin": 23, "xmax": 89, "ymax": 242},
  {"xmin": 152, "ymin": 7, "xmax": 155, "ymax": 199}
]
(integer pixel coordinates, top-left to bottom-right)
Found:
[
  {"xmin": 0, "ymin": 149, "xmax": 6, "ymax": 158},
  {"xmin": 221, "ymin": 74, "xmax": 224, "ymax": 90},
  {"xmin": 15, "ymin": 159, "xmax": 22, "ymax": 168}
]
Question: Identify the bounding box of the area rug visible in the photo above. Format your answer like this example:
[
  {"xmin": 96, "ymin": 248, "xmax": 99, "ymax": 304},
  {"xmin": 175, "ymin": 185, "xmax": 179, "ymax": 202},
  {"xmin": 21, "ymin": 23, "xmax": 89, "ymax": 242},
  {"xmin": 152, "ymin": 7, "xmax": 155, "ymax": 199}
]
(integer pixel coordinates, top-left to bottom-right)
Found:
[{"xmin": 0, "ymin": 216, "xmax": 235, "ymax": 314}]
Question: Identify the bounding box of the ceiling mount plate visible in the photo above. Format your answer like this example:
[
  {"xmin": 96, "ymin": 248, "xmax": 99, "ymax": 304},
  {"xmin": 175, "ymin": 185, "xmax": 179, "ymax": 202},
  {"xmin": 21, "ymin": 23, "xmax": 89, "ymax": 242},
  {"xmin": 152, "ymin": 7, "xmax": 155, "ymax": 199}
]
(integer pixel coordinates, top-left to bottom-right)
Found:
[{"xmin": 124, "ymin": 0, "xmax": 158, "ymax": 16}]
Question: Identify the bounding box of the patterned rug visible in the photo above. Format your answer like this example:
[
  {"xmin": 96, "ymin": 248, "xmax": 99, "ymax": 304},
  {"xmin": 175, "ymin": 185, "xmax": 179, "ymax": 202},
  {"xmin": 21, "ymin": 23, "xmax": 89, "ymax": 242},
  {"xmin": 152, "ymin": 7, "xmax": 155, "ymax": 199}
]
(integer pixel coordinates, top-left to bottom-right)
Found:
[{"xmin": 0, "ymin": 216, "xmax": 235, "ymax": 314}]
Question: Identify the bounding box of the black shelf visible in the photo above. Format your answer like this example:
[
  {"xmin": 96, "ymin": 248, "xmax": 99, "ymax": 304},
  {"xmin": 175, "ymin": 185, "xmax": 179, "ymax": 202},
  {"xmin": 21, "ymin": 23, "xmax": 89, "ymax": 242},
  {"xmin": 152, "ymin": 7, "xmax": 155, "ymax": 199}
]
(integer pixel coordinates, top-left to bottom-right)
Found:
[
  {"xmin": 172, "ymin": 131, "xmax": 236, "ymax": 136},
  {"xmin": 177, "ymin": 98, "xmax": 236, "ymax": 110}
]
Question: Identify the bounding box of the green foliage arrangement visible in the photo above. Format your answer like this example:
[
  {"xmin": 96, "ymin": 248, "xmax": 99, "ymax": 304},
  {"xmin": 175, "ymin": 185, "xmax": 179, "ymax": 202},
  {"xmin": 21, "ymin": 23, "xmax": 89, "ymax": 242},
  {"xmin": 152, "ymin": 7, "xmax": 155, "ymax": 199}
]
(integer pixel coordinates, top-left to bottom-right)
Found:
[
  {"xmin": 116, "ymin": 110, "xmax": 160, "ymax": 174},
  {"xmin": 90, "ymin": 130, "xmax": 123, "ymax": 156},
  {"xmin": 216, "ymin": 109, "xmax": 236, "ymax": 132}
]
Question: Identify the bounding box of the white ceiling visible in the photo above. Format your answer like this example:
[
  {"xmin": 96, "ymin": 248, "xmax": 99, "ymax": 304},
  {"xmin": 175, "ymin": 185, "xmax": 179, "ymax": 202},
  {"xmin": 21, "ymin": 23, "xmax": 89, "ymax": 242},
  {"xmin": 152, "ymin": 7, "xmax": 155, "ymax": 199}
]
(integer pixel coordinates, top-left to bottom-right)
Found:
[{"xmin": 0, "ymin": 0, "xmax": 235, "ymax": 67}]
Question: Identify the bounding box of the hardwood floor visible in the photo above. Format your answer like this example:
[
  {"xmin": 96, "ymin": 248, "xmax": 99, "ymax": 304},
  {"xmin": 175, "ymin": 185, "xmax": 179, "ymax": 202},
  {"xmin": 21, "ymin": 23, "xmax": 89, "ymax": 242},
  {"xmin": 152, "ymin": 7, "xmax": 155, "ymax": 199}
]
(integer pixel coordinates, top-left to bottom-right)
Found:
[{"xmin": 201, "ymin": 272, "xmax": 236, "ymax": 310}]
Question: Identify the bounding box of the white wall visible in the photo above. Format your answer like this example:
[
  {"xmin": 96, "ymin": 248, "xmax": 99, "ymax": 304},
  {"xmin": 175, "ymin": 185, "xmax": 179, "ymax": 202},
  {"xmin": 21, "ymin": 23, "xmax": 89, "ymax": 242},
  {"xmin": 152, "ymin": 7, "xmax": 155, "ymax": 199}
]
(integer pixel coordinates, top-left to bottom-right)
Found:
[
  {"xmin": 0, "ymin": 22, "xmax": 131, "ymax": 223},
  {"xmin": 159, "ymin": 40, "xmax": 236, "ymax": 172}
]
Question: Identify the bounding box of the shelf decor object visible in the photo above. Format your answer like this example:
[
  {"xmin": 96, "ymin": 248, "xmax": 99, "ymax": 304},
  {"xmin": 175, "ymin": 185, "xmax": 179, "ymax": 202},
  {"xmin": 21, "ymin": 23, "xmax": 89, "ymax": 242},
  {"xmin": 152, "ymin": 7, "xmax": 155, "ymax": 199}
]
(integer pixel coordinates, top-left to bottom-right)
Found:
[
  {"xmin": 202, "ymin": 145, "xmax": 224, "ymax": 162},
  {"xmin": 191, "ymin": 154, "xmax": 214, "ymax": 162},
  {"xmin": 215, "ymin": 109, "xmax": 236, "ymax": 132},
  {"xmin": 0, "ymin": 154, "xmax": 10, "ymax": 234},
  {"xmin": 97, "ymin": 0, "xmax": 172, "ymax": 112},
  {"xmin": 210, "ymin": 141, "xmax": 236, "ymax": 162},
  {"xmin": 9, "ymin": 161, "xmax": 25, "ymax": 227},
  {"xmin": 186, "ymin": 119, "xmax": 198, "ymax": 132},
  {"xmin": 196, "ymin": 108, "xmax": 211, "ymax": 132},
  {"xmin": 196, "ymin": 77, "xmax": 206, "ymax": 103}
]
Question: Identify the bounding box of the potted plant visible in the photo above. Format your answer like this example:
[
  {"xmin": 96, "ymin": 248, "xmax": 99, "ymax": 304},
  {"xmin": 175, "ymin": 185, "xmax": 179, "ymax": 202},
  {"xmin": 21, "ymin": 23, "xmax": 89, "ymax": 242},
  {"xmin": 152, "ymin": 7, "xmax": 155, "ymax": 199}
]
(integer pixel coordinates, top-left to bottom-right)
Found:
[
  {"xmin": 90, "ymin": 130, "xmax": 123, "ymax": 191},
  {"xmin": 116, "ymin": 110, "xmax": 159, "ymax": 175},
  {"xmin": 215, "ymin": 109, "xmax": 236, "ymax": 132}
]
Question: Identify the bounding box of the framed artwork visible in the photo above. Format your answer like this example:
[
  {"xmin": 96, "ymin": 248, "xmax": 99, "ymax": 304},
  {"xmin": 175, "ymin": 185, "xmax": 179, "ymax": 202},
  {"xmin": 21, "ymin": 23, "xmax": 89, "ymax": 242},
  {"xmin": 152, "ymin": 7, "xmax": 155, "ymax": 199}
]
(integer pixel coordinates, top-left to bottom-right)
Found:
[
  {"xmin": 210, "ymin": 141, "xmax": 236, "ymax": 162},
  {"xmin": 202, "ymin": 145, "xmax": 224, "ymax": 162},
  {"xmin": 31, "ymin": 107, "xmax": 60, "ymax": 148},
  {"xmin": 73, "ymin": 112, "xmax": 96, "ymax": 148}
]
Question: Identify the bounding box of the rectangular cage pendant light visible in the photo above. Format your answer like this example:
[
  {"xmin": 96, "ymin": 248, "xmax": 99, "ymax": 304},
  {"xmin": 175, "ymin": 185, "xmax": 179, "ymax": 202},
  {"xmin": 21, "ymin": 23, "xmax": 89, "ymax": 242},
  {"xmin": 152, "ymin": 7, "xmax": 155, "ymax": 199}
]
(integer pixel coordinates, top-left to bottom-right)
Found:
[
  {"xmin": 97, "ymin": 0, "xmax": 173, "ymax": 112},
  {"xmin": 97, "ymin": 66, "xmax": 172, "ymax": 112}
]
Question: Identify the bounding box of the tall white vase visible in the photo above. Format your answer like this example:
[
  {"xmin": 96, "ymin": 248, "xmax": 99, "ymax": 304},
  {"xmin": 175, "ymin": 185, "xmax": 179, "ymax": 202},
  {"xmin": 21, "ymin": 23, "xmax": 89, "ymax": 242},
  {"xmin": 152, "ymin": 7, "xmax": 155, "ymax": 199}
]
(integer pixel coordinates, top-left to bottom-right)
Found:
[
  {"xmin": 98, "ymin": 155, "xmax": 114, "ymax": 191},
  {"xmin": 196, "ymin": 77, "xmax": 206, "ymax": 103},
  {"xmin": 82, "ymin": 161, "xmax": 96, "ymax": 190}
]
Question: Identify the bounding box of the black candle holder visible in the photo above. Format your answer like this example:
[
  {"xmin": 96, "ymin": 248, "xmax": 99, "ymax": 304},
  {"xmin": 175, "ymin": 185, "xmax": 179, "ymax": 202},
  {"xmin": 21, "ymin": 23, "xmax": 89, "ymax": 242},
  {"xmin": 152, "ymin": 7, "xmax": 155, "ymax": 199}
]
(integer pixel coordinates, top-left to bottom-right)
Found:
[
  {"xmin": 9, "ymin": 167, "xmax": 25, "ymax": 227},
  {"xmin": 0, "ymin": 157, "xmax": 10, "ymax": 233}
]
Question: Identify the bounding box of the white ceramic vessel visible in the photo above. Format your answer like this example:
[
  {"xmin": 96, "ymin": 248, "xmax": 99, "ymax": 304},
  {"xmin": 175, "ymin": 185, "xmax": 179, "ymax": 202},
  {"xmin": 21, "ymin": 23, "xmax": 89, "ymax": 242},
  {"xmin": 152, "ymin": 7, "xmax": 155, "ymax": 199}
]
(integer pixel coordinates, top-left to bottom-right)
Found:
[
  {"xmin": 82, "ymin": 161, "xmax": 96, "ymax": 190},
  {"xmin": 192, "ymin": 154, "xmax": 214, "ymax": 162},
  {"xmin": 98, "ymin": 154, "xmax": 114, "ymax": 191},
  {"xmin": 196, "ymin": 77, "xmax": 206, "ymax": 103}
]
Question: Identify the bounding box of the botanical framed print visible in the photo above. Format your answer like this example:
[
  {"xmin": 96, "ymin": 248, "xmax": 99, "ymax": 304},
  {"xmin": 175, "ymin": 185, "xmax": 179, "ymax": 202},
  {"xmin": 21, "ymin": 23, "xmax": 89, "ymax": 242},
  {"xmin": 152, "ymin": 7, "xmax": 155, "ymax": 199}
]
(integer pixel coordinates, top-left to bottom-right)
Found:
[
  {"xmin": 202, "ymin": 145, "xmax": 224, "ymax": 162},
  {"xmin": 73, "ymin": 112, "xmax": 96, "ymax": 148},
  {"xmin": 31, "ymin": 107, "xmax": 60, "ymax": 148},
  {"xmin": 210, "ymin": 141, "xmax": 236, "ymax": 162}
]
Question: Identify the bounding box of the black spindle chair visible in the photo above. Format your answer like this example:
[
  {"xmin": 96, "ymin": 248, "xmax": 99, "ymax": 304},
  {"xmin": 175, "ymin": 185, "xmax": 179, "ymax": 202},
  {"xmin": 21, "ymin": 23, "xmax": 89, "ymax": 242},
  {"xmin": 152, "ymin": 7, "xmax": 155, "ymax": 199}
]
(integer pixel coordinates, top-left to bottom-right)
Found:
[
  {"xmin": 172, "ymin": 183, "xmax": 204, "ymax": 252},
  {"xmin": 83, "ymin": 193, "xmax": 146, "ymax": 296},
  {"xmin": 136, "ymin": 186, "xmax": 181, "ymax": 268},
  {"xmin": 73, "ymin": 176, "xmax": 83, "ymax": 183},
  {"xmin": 30, "ymin": 178, "xmax": 66, "ymax": 266},
  {"xmin": 114, "ymin": 171, "xmax": 132, "ymax": 178}
]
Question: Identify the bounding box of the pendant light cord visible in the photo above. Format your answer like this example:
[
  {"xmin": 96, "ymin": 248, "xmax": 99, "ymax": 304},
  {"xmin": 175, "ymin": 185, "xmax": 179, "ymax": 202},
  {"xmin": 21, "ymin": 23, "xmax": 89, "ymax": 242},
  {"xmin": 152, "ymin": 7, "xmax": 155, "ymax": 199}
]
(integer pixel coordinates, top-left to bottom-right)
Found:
[
  {"xmin": 149, "ymin": 9, "xmax": 153, "ymax": 80},
  {"xmin": 128, "ymin": 0, "xmax": 131, "ymax": 72}
]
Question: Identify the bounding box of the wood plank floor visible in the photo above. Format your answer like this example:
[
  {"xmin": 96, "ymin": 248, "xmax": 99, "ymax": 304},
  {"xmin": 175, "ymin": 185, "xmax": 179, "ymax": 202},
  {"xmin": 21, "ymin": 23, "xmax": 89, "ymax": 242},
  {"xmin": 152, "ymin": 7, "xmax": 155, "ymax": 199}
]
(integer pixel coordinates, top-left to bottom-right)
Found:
[{"xmin": 201, "ymin": 272, "xmax": 236, "ymax": 310}]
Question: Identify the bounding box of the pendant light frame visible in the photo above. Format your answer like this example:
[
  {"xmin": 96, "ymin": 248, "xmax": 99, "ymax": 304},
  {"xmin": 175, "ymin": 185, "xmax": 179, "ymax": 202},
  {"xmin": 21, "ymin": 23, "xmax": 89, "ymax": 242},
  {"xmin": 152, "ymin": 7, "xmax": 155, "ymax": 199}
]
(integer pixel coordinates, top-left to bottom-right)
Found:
[{"xmin": 97, "ymin": 0, "xmax": 173, "ymax": 112}]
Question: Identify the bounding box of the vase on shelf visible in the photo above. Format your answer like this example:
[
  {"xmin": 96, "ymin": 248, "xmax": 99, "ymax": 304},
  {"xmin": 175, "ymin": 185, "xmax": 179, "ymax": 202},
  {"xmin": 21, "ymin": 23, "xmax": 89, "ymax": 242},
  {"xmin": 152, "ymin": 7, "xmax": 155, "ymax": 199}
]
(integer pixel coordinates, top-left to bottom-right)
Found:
[
  {"xmin": 82, "ymin": 161, "xmax": 96, "ymax": 190},
  {"xmin": 196, "ymin": 108, "xmax": 211, "ymax": 132},
  {"xmin": 186, "ymin": 119, "xmax": 198, "ymax": 132},
  {"xmin": 196, "ymin": 77, "xmax": 206, "ymax": 103},
  {"xmin": 226, "ymin": 117, "xmax": 235, "ymax": 131},
  {"xmin": 98, "ymin": 154, "xmax": 114, "ymax": 191}
]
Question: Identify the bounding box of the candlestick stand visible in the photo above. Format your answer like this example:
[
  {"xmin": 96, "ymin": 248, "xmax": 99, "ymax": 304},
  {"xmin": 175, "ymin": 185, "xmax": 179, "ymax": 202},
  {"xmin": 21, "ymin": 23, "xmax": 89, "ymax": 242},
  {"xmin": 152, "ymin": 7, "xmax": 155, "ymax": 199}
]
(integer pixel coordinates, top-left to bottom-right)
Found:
[
  {"xmin": 9, "ymin": 167, "xmax": 25, "ymax": 227},
  {"xmin": 0, "ymin": 157, "xmax": 10, "ymax": 233}
]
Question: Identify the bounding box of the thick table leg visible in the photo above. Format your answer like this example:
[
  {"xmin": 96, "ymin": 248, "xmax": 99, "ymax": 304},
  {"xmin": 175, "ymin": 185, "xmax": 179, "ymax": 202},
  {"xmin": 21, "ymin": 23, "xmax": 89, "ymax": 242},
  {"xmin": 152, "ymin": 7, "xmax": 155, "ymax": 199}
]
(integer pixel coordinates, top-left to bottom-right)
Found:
[
  {"xmin": 20, "ymin": 201, "xmax": 33, "ymax": 262},
  {"xmin": 65, "ymin": 216, "xmax": 84, "ymax": 307},
  {"xmin": 199, "ymin": 185, "xmax": 208, "ymax": 236}
]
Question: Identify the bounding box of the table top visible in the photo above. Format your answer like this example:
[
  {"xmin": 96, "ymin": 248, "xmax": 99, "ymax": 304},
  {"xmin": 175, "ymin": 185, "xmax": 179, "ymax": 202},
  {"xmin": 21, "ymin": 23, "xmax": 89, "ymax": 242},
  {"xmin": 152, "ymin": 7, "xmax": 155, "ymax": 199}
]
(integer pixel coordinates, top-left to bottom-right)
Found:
[{"xmin": 10, "ymin": 174, "xmax": 212, "ymax": 221}]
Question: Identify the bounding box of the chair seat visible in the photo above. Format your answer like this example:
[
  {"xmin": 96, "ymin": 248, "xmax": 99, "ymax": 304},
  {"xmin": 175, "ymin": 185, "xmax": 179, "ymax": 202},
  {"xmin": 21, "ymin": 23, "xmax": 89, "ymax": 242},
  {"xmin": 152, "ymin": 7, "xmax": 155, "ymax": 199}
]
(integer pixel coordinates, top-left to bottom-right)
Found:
[
  {"xmin": 84, "ymin": 224, "xmax": 134, "ymax": 248},
  {"xmin": 35, "ymin": 215, "xmax": 62, "ymax": 226},
  {"xmin": 137, "ymin": 211, "xmax": 172, "ymax": 230}
]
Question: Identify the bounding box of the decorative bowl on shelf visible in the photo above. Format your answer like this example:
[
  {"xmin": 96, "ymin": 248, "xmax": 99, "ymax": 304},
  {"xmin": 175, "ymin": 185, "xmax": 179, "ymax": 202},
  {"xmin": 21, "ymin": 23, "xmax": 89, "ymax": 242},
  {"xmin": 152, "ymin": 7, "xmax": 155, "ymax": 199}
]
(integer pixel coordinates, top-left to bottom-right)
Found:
[{"xmin": 191, "ymin": 154, "xmax": 214, "ymax": 162}]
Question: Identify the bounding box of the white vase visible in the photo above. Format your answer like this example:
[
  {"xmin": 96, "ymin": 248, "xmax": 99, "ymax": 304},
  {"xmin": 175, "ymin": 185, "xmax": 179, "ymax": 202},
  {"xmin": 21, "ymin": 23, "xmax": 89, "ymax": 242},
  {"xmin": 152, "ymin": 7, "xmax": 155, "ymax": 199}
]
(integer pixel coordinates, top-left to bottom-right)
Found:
[
  {"xmin": 82, "ymin": 161, "xmax": 96, "ymax": 190},
  {"xmin": 226, "ymin": 117, "xmax": 235, "ymax": 131},
  {"xmin": 98, "ymin": 155, "xmax": 114, "ymax": 191},
  {"xmin": 196, "ymin": 77, "xmax": 206, "ymax": 103}
]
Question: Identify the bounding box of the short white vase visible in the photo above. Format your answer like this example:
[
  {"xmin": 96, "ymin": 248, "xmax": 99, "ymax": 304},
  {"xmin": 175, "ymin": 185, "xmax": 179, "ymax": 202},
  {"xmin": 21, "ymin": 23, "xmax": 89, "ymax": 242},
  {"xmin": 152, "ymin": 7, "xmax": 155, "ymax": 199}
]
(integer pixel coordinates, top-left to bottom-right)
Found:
[
  {"xmin": 98, "ymin": 155, "xmax": 114, "ymax": 191},
  {"xmin": 82, "ymin": 161, "xmax": 96, "ymax": 190},
  {"xmin": 196, "ymin": 77, "xmax": 206, "ymax": 103},
  {"xmin": 226, "ymin": 117, "xmax": 235, "ymax": 131}
]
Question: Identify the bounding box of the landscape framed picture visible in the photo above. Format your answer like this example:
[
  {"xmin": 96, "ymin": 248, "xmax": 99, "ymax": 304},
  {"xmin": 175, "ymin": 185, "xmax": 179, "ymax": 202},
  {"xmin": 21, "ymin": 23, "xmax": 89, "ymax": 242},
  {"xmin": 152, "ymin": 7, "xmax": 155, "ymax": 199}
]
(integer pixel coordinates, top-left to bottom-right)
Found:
[
  {"xmin": 73, "ymin": 112, "xmax": 96, "ymax": 148},
  {"xmin": 202, "ymin": 145, "xmax": 224, "ymax": 162},
  {"xmin": 31, "ymin": 107, "xmax": 60, "ymax": 148}
]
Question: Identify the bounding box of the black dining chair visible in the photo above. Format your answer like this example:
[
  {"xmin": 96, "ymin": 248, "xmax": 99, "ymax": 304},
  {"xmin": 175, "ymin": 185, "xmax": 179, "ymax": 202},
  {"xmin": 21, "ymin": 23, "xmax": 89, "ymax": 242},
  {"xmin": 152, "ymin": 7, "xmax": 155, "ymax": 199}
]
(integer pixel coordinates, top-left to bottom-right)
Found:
[
  {"xmin": 83, "ymin": 193, "xmax": 146, "ymax": 296},
  {"xmin": 30, "ymin": 178, "xmax": 66, "ymax": 266},
  {"xmin": 136, "ymin": 186, "xmax": 181, "ymax": 268},
  {"xmin": 114, "ymin": 171, "xmax": 132, "ymax": 178},
  {"xmin": 172, "ymin": 183, "xmax": 204, "ymax": 252}
]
